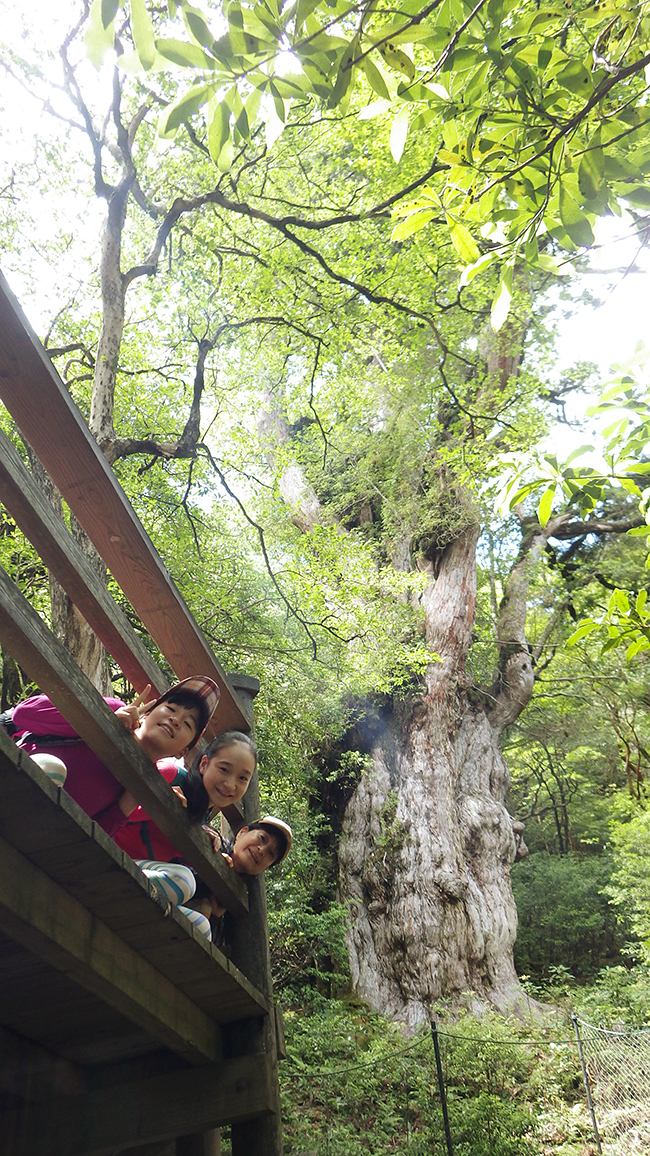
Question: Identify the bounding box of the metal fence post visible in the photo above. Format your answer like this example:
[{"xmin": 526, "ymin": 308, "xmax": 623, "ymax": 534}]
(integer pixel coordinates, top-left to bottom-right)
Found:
[
  {"xmin": 430, "ymin": 1019, "xmax": 454, "ymax": 1156},
  {"xmin": 572, "ymin": 1012, "xmax": 603, "ymax": 1154}
]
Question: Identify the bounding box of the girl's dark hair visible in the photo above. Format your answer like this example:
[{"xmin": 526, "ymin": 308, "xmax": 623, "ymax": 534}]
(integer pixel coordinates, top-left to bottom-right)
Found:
[{"xmin": 183, "ymin": 731, "xmax": 257, "ymax": 820}]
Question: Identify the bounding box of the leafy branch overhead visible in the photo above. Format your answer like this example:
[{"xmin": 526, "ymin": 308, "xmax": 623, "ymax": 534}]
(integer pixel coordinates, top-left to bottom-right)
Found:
[
  {"xmin": 90, "ymin": 0, "xmax": 650, "ymax": 327},
  {"xmin": 498, "ymin": 357, "xmax": 650, "ymax": 658}
]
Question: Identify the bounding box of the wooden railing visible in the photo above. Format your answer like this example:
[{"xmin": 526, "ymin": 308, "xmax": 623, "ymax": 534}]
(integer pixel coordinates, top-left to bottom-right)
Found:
[{"xmin": 0, "ymin": 271, "xmax": 283, "ymax": 1156}]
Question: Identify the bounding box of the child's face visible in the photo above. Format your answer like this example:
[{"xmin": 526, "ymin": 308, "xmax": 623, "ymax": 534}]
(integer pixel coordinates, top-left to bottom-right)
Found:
[
  {"xmin": 199, "ymin": 741, "xmax": 255, "ymax": 811},
  {"xmin": 231, "ymin": 826, "xmax": 279, "ymax": 875},
  {"xmin": 136, "ymin": 699, "xmax": 201, "ymax": 759}
]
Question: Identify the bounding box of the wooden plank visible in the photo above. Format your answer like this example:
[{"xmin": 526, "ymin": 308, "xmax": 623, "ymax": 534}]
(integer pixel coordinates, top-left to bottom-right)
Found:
[
  {"xmin": 0, "ymin": 835, "xmax": 222, "ymax": 1066},
  {"xmin": 0, "ymin": 587, "xmax": 248, "ymax": 915},
  {"xmin": 0, "ymin": 427, "xmax": 168, "ymax": 696},
  {"xmin": 0, "ymin": 1053, "xmax": 274, "ymax": 1156},
  {"xmin": 0, "ymin": 937, "xmax": 159, "ymax": 1066},
  {"xmin": 0, "ymin": 272, "xmax": 247, "ymax": 732}
]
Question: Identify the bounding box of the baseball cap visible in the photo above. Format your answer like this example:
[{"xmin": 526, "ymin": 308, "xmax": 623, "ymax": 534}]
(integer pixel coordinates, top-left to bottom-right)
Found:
[{"xmin": 152, "ymin": 676, "xmax": 220, "ymax": 749}]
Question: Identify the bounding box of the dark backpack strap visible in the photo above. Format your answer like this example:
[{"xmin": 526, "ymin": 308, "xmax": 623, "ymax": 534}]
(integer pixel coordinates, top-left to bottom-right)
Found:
[
  {"xmin": 15, "ymin": 733, "xmax": 84, "ymax": 749},
  {"xmin": 138, "ymin": 821, "xmax": 156, "ymax": 862}
]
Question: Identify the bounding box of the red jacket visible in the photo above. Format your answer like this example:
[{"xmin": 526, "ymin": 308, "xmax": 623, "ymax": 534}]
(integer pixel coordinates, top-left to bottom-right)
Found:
[{"xmin": 115, "ymin": 763, "xmax": 187, "ymax": 862}]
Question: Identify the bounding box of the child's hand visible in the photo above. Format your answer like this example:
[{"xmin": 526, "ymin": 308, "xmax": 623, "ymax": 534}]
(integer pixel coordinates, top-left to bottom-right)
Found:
[
  {"xmin": 202, "ymin": 825, "xmax": 221, "ymax": 852},
  {"xmin": 171, "ymin": 785, "xmax": 188, "ymax": 807},
  {"xmin": 118, "ymin": 789, "xmax": 138, "ymax": 817},
  {"xmin": 116, "ymin": 685, "xmax": 155, "ymax": 733},
  {"xmin": 221, "ymin": 852, "xmax": 234, "ymax": 868}
]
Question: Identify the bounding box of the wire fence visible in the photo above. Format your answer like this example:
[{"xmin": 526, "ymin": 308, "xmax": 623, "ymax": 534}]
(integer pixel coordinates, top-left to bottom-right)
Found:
[
  {"xmin": 574, "ymin": 1014, "xmax": 650, "ymax": 1155},
  {"xmin": 277, "ymin": 1014, "xmax": 650, "ymax": 1155}
]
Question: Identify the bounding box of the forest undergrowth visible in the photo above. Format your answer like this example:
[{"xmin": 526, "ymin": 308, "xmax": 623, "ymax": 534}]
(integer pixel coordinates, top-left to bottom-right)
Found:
[{"xmin": 252, "ymin": 965, "xmax": 650, "ymax": 1156}]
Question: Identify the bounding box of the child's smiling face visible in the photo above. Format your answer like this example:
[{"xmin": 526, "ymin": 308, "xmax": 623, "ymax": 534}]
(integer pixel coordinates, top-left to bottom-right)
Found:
[
  {"xmin": 198, "ymin": 741, "xmax": 255, "ymax": 811},
  {"xmin": 231, "ymin": 826, "xmax": 280, "ymax": 874}
]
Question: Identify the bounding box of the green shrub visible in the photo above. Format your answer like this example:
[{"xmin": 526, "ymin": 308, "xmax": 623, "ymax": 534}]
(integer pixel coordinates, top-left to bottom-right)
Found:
[
  {"xmin": 273, "ymin": 1003, "xmax": 572, "ymax": 1154},
  {"xmin": 511, "ymin": 852, "xmax": 625, "ymax": 979}
]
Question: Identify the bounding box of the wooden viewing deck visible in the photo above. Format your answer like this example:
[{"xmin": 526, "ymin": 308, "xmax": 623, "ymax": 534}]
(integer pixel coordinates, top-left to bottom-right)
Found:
[{"xmin": 0, "ymin": 271, "xmax": 284, "ymax": 1155}]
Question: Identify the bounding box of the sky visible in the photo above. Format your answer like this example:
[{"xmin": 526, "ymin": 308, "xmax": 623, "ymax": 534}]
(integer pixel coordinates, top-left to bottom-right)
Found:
[{"xmin": 554, "ymin": 218, "xmax": 650, "ymax": 379}]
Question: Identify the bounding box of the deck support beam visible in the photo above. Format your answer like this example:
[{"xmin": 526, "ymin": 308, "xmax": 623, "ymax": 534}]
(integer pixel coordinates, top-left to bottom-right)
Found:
[{"xmin": 0, "ymin": 1054, "xmax": 273, "ymax": 1155}]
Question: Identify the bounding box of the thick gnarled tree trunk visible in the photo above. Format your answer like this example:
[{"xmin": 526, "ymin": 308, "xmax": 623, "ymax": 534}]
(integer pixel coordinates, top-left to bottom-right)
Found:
[{"xmin": 338, "ymin": 519, "xmax": 550, "ymax": 1026}]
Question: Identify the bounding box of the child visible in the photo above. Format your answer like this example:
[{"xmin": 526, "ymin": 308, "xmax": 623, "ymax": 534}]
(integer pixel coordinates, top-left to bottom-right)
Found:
[
  {"xmin": 221, "ymin": 816, "xmax": 292, "ymax": 875},
  {"xmin": 190, "ymin": 816, "xmax": 293, "ymax": 926},
  {"xmin": 115, "ymin": 730, "xmax": 257, "ymax": 859},
  {"xmin": 12, "ymin": 676, "xmax": 219, "ymax": 835},
  {"xmin": 114, "ymin": 731, "xmax": 258, "ymax": 938}
]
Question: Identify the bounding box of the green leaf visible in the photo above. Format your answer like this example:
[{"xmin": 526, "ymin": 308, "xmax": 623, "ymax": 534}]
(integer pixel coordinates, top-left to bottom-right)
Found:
[
  {"xmin": 490, "ymin": 266, "xmax": 513, "ymax": 332},
  {"xmin": 361, "ymin": 56, "xmax": 389, "ymax": 100},
  {"xmin": 566, "ymin": 620, "xmax": 599, "ymax": 646},
  {"xmin": 207, "ymin": 97, "xmax": 230, "ymax": 164},
  {"xmin": 559, "ymin": 181, "xmax": 594, "ymax": 248},
  {"xmin": 627, "ymin": 525, "xmax": 650, "ymax": 536},
  {"xmin": 636, "ymin": 589, "xmax": 648, "ymax": 615},
  {"xmin": 626, "ymin": 637, "xmax": 649, "ymax": 660},
  {"xmin": 612, "ymin": 588, "xmax": 630, "ymax": 614},
  {"xmin": 269, "ymin": 81, "xmax": 287, "ymax": 123},
  {"xmin": 294, "ymin": 0, "xmax": 321, "ymax": 34},
  {"xmin": 131, "ymin": 0, "xmax": 157, "ymax": 70},
  {"xmin": 159, "ymin": 83, "xmax": 215, "ymax": 134},
  {"xmin": 535, "ymin": 253, "xmax": 569, "ymax": 276},
  {"xmin": 391, "ymin": 209, "xmax": 436, "ymax": 241},
  {"xmin": 554, "ymin": 59, "xmax": 592, "ymax": 94},
  {"xmin": 358, "ymin": 99, "xmax": 392, "ymax": 121},
  {"xmin": 447, "ymin": 220, "xmax": 479, "ymax": 264},
  {"xmin": 437, "ymin": 148, "xmax": 463, "ymax": 167},
  {"xmin": 459, "ymin": 252, "xmax": 496, "ymax": 286},
  {"xmin": 102, "ymin": 0, "xmax": 120, "ymax": 26},
  {"xmin": 217, "ymin": 135, "xmax": 234, "ymax": 173},
  {"xmin": 155, "ymin": 37, "xmax": 220, "ymax": 68},
  {"xmin": 389, "ymin": 107, "xmax": 409, "ymax": 163},
  {"xmin": 538, "ymin": 484, "xmax": 556, "ymax": 527},
  {"xmin": 244, "ymin": 86, "xmax": 262, "ymax": 126},
  {"xmin": 380, "ymin": 43, "xmax": 415, "ymax": 81},
  {"xmin": 86, "ymin": 0, "xmax": 116, "ymax": 69},
  {"xmin": 578, "ymin": 148, "xmax": 604, "ymax": 201},
  {"xmin": 624, "ymin": 187, "xmax": 650, "ymax": 209},
  {"xmin": 564, "ymin": 444, "xmax": 594, "ymax": 466},
  {"xmin": 184, "ymin": 4, "xmax": 218, "ymax": 51}
]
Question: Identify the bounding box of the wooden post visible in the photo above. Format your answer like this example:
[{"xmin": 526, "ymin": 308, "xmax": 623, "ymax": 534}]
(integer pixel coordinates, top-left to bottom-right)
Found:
[
  {"xmin": 176, "ymin": 1134, "xmax": 220, "ymax": 1156},
  {"xmin": 227, "ymin": 674, "xmax": 283, "ymax": 1156}
]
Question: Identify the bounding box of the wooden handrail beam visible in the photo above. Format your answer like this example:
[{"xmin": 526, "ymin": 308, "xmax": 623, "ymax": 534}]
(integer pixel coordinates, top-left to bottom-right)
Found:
[
  {"xmin": 0, "ymin": 270, "xmax": 247, "ymax": 734},
  {"xmin": 0, "ymin": 427, "xmax": 168, "ymax": 696}
]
